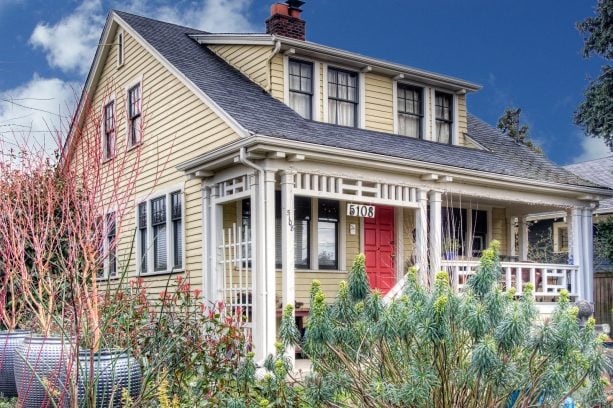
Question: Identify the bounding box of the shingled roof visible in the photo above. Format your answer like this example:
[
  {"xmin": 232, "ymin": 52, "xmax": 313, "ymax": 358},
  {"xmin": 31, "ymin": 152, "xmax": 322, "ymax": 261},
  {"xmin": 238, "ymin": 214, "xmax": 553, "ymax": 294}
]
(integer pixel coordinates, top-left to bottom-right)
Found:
[
  {"xmin": 114, "ymin": 11, "xmax": 600, "ymax": 189},
  {"xmin": 565, "ymin": 157, "xmax": 613, "ymax": 210}
]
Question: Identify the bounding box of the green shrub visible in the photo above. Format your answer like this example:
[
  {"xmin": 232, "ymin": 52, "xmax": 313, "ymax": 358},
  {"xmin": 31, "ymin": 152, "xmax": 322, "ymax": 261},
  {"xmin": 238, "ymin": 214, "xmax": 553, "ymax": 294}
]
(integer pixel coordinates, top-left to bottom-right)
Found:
[{"xmin": 281, "ymin": 241, "xmax": 609, "ymax": 407}]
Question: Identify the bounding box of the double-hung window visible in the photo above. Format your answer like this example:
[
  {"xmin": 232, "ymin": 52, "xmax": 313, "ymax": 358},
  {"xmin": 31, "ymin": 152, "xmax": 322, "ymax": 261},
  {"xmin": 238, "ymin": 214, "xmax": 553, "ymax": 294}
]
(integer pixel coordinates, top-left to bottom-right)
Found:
[
  {"xmin": 128, "ymin": 84, "xmax": 142, "ymax": 146},
  {"xmin": 103, "ymin": 102, "xmax": 115, "ymax": 159},
  {"xmin": 397, "ymin": 85, "xmax": 423, "ymax": 138},
  {"xmin": 435, "ymin": 92, "xmax": 453, "ymax": 144},
  {"xmin": 328, "ymin": 68, "xmax": 358, "ymax": 127},
  {"xmin": 138, "ymin": 191, "xmax": 183, "ymax": 274},
  {"xmin": 288, "ymin": 59, "xmax": 313, "ymax": 119}
]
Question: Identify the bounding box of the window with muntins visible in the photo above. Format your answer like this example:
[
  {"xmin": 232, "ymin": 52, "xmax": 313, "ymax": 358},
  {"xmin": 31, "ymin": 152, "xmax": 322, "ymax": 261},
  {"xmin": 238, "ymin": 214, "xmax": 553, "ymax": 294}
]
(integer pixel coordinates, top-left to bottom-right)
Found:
[
  {"xmin": 397, "ymin": 85, "xmax": 423, "ymax": 138},
  {"xmin": 117, "ymin": 32, "xmax": 124, "ymax": 67},
  {"xmin": 128, "ymin": 84, "xmax": 142, "ymax": 146},
  {"xmin": 139, "ymin": 191, "xmax": 183, "ymax": 274},
  {"xmin": 435, "ymin": 92, "xmax": 453, "ymax": 144},
  {"xmin": 328, "ymin": 68, "xmax": 358, "ymax": 127},
  {"xmin": 103, "ymin": 102, "xmax": 115, "ymax": 159},
  {"xmin": 289, "ymin": 59, "xmax": 313, "ymax": 119}
]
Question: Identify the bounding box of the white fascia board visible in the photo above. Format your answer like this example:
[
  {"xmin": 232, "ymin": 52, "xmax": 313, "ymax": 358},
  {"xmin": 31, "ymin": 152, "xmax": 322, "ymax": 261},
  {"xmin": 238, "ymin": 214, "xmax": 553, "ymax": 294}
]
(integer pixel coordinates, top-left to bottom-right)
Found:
[
  {"xmin": 190, "ymin": 33, "xmax": 275, "ymax": 46},
  {"xmin": 113, "ymin": 13, "xmax": 251, "ymax": 139},
  {"xmin": 176, "ymin": 135, "xmax": 613, "ymax": 201}
]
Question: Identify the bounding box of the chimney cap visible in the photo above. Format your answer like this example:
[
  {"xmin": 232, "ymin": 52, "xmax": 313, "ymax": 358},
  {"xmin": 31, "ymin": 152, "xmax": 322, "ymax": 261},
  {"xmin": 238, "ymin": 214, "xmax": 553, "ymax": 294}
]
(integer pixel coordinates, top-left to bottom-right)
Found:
[{"xmin": 286, "ymin": 0, "xmax": 305, "ymax": 9}]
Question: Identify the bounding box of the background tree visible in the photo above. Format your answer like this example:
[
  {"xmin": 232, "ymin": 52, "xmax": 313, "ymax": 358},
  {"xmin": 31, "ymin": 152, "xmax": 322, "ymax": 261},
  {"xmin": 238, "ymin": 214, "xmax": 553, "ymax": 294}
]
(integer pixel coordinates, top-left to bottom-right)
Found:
[
  {"xmin": 575, "ymin": 0, "xmax": 613, "ymax": 149},
  {"xmin": 497, "ymin": 108, "xmax": 543, "ymax": 154}
]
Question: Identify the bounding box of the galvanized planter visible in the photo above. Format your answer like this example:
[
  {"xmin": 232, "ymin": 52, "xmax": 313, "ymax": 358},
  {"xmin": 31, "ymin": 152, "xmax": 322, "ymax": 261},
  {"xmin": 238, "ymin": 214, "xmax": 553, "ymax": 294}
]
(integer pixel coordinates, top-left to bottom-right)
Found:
[
  {"xmin": 76, "ymin": 350, "xmax": 141, "ymax": 407},
  {"xmin": 14, "ymin": 336, "xmax": 73, "ymax": 408},
  {"xmin": 0, "ymin": 330, "xmax": 30, "ymax": 397}
]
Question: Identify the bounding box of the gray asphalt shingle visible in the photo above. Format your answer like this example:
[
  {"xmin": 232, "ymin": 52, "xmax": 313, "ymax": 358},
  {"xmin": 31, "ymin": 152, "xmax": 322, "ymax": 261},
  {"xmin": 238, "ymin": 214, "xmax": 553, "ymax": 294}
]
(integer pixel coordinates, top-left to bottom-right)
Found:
[
  {"xmin": 115, "ymin": 11, "xmax": 600, "ymax": 189},
  {"xmin": 565, "ymin": 157, "xmax": 613, "ymax": 209}
]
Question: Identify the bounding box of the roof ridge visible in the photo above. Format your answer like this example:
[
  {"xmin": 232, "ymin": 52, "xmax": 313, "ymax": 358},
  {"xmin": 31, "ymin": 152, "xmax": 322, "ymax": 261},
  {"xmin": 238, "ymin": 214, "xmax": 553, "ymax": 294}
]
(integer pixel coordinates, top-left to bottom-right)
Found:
[
  {"xmin": 113, "ymin": 9, "xmax": 209, "ymax": 34},
  {"xmin": 564, "ymin": 155, "xmax": 613, "ymax": 167}
]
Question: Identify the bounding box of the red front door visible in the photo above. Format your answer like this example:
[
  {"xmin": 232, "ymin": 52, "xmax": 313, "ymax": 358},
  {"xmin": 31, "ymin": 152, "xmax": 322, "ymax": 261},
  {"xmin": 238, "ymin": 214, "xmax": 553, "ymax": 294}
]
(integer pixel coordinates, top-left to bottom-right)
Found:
[{"xmin": 363, "ymin": 206, "xmax": 395, "ymax": 294}]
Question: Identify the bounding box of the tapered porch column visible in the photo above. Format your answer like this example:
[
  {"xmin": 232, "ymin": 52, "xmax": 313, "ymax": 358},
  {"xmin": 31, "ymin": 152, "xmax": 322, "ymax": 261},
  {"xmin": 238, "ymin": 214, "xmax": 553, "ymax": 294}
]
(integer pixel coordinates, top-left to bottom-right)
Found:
[
  {"xmin": 518, "ymin": 216, "xmax": 529, "ymax": 261},
  {"xmin": 568, "ymin": 207, "xmax": 585, "ymax": 299},
  {"xmin": 415, "ymin": 189, "xmax": 428, "ymax": 285},
  {"xmin": 280, "ymin": 171, "xmax": 295, "ymax": 364},
  {"xmin": 582, "ymin": 207, "xmax": 594, "ymax": 302},
  {"xmin": 429, "ymin": 190, "xmax": 442, "ymax": 285}
]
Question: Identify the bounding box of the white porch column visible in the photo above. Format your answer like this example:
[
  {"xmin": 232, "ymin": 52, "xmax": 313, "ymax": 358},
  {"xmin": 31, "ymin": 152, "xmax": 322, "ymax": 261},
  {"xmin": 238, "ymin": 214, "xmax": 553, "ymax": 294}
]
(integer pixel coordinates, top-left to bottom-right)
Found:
[
  {"xmin": 518, "ymin": 216, "xmax": 529, "ymax": 261},
  {"xmin": 569, "ymin": 207, "xmax": 585, "ymax": 299},
  {"xmin": 251, "ymin": 172, "xmax": 266, "ymax": 363},
  {"xmin": 582, "ymin": 207, "xmax": 594, "ymax": 302},
  {"xmin": 263, "ymin": 170, "xmax": 277, "ymax": 358},
  {"xmin": 429, "ymin": 190, "xmax": 442, "ymax": 285},
  {"xmin": 508, "ymin": 216, "xmax": 516, "ymax": 258},
  {"xmin": 202, "ymin": 184, "xmax": 212, "ymax": 303},
  {"xmin": 206, "ymin": 184, "xmax": 224, "ymax": 302},
  {"xmin": 415, "ymin": 189, "xmax": 428, "ymax": 286},
  {"xmin": 280, "ymin": 171, "xmax": 295, "ymax": 364}
]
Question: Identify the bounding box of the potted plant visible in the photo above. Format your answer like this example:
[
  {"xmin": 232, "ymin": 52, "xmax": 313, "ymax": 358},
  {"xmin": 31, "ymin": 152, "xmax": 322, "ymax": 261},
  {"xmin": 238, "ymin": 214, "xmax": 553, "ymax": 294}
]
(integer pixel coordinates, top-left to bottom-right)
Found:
[
  {"xmin": 0, "ymin": 206, "xmax": 29, "ymax": 398},
  {"xmin": 0, "ymin": 158, "xmax": 73, "ymax": 407},
  {"xmin": 442, "ymin": 238, "xmax": 460, "ymax": 260}
]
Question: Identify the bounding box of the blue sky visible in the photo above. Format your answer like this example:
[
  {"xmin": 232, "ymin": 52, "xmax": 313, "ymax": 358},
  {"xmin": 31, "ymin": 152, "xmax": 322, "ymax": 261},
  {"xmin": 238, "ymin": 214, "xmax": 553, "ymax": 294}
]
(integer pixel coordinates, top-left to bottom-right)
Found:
[{"xmin": 0, "ymin": 0, "xmax": 609, "ymax": 164}]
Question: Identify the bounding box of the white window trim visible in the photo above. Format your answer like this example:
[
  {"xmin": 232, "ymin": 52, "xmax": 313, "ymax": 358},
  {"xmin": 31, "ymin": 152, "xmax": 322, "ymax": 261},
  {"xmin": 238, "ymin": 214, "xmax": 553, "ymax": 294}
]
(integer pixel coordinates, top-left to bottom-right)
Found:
[
  {"xmin": 431, "ymin": 88, "xmax": 457, "ymax": 145},
  {"xmin": 124, "ymin": 75, "xmax": 144, "ymax": 149},
  {"xmin": 553, "ymin": 221, "xmax": 569, "ymax": 253},
  {"xmin": 322, "ymin": 62, "xmax": 329, "ymax": 123},
  {"xmin": 116, "ymin": 29, "xmax": 125, "ymax": 69},
  {"xmin": 136, "ymin": 185, "xmax": 185, "ymax": 276},
  {"xmin": 325, "ymin": 63, "xmax": 362, "ymax": 128},
  {"xmin": 100, "ymin": 94, "xmax": 116, "ymax": 161},
  {"xmin": 393, "ymin": 81, "xmax": 429, "ymax": 139},
  {"xmin": 284, "ymin": 56, "xmax": 319, "ymax": 121},
  {"xmin": 98, "ymin": 208, "xmax": 118, "ymax": 281}
]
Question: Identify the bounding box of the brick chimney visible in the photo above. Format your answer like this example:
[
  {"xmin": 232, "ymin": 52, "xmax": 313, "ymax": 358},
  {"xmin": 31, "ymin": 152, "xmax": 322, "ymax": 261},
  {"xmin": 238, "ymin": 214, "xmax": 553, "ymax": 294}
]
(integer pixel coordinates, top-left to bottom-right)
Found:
[{"xmin": 266, "ymin": 1, "xmax": 306, "ymax": 40}]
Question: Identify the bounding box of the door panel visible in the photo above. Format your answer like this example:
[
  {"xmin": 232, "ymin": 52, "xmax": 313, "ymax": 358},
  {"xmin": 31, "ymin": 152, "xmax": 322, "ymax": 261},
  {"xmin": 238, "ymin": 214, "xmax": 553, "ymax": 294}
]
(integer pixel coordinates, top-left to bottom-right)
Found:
[{"xmin": 363, "ymin": 206, "xmax": 395, "ymax": 294}]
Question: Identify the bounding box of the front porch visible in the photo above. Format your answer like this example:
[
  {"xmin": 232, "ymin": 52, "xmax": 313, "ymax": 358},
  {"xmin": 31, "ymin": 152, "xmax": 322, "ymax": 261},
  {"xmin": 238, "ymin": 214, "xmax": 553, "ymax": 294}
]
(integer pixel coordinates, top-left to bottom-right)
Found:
[{"xmin": 186, "ymin": 147, "xmax": 596, "ymax": 361}]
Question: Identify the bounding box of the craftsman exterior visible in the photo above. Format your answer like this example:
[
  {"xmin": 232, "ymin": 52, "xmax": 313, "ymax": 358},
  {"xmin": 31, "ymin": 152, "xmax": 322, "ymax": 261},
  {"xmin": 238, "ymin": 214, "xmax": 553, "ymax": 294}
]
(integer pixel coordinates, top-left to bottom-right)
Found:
[{"xmin": 69, "ymin": 4, "xmax": 611, "ymax": 361}]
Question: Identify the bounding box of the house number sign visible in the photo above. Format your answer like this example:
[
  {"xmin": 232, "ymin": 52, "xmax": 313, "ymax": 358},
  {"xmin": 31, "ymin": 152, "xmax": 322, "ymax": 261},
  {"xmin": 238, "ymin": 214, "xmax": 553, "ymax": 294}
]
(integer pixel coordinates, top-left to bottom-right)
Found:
[{"xmin": 347, "ymin": 203, "xmax": 375, "ymax": 218}]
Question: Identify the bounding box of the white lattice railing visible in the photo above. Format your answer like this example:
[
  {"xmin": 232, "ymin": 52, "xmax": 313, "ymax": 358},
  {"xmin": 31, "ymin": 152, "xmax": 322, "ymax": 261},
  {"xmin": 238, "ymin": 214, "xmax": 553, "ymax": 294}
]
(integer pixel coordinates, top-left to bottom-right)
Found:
[
  {"xmin": 292, "ymin": 172, "xmax": 418, "ymax": 208},
  {"xmin": 220, "ymin": 223, "xmax": 253, "ymax": 336},
  {"xmin": 442, "ymin": 260, "xmax": 579, "ymax": 301}
]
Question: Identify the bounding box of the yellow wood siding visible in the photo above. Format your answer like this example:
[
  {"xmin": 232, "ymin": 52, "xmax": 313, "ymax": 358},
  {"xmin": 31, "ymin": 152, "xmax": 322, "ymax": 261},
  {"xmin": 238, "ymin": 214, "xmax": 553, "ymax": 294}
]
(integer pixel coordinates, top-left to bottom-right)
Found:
[
  {"xmin": 76, "ymin": 28, "xmax": 240, "ymax": 295},
  {"xmin": 208, "ymin": 45, "xmax": 273, "ymax": 91},
  {"xmin": 364, "ymin": 73, "xmax": 394, "ymax": 133},
  {"xmin": 270, "ymin": 54, "xmax": 284, "ymax": 101},
  {"xmin": 457, "ymin": 94, "xmax": 469, "ymax": 147},
  {"xmin": 491, "ymin": 208, "xmax": 508, "ymax": 255}
]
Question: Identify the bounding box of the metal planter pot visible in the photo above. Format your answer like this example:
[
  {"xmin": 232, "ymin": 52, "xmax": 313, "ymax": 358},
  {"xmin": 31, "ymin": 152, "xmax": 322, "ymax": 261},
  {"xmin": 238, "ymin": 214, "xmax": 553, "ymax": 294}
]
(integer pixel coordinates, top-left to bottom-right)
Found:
[
  {"xmin": 14, "ymin": 336, "xmax": 73, "ymax": 408},
  {"xmin": 76, "ymin": 350, "xmax": 141, "ymax": 407},
  {"xmin": 0, "ymin": 330, "xmax": 30, "ymax": 397}
]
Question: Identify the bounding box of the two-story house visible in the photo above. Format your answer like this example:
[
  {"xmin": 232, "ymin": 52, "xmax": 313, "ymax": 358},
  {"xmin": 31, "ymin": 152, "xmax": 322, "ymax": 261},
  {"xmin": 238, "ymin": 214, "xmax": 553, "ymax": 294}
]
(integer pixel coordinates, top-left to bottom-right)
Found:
[{"xmin": 67, "ymin": 2, "xmax": 612, "ymax": 361}]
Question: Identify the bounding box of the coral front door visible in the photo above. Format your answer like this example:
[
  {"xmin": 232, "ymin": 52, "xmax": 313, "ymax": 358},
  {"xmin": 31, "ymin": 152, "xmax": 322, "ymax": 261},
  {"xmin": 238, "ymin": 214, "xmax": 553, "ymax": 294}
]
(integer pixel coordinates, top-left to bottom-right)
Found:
[{"xmin": 364, "ymin": 206, "xmax": 395, "ymax": 294}]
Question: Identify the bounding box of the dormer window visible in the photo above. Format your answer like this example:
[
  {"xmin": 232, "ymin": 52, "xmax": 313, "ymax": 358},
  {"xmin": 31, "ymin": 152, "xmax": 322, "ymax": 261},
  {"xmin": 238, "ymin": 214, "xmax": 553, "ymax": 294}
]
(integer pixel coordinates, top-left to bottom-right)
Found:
[
  {"xmin": 397, "ymin": 85, "xmax": 423, "ymax": 138},
  {"xmin": 288, "ymin": 59, "xmax": 313, "ymax": 119},
  {"xmin": 328, "ymin": 67, "xmax": 358, "ymax": 127},
  {"xmin": 435, "ymin": 91, "xmax": 453, "ymax": 144}
]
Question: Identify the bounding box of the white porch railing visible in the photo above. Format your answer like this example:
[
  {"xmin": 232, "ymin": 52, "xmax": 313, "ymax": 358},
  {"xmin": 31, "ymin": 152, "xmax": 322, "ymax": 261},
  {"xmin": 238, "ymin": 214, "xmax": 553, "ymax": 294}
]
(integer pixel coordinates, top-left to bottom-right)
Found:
[
  {"xmin": 441, "ymin": 260, "xmax": 579, "ymax": 301},
  {"xmin": 220, "ymin": 224, "xmax": 253, "ymax": 338}
]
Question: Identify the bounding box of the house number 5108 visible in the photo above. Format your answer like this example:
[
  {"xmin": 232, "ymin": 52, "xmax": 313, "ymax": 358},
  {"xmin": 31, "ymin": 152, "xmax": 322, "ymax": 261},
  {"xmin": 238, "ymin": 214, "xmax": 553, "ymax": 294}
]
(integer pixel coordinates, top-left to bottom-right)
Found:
[{"xmin": 347, "ymin": 203, "xmax": 375, "ymax": 218}]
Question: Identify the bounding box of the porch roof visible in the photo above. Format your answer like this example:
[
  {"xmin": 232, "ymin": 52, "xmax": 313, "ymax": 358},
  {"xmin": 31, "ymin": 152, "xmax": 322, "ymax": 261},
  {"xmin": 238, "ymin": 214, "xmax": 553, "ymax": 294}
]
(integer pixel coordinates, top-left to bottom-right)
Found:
[{"xmin": 116, "ymin": 11, "xmax": 609, "ymax": 194}]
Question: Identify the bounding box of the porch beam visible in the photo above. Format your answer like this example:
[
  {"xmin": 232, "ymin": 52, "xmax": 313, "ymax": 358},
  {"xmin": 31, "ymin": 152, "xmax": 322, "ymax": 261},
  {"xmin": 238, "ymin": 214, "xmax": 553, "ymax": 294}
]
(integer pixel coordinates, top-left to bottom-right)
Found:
[
  {"xmin": 429, "ymin": 190, "xmax": 442, "ymax": 285},
  {"xmin": 281, "ymin": 171, "xmax": 296, "ymax": 365},
  {"xmin": 415, "ymin": 189, "xmax": 428, "ymax": 286}
]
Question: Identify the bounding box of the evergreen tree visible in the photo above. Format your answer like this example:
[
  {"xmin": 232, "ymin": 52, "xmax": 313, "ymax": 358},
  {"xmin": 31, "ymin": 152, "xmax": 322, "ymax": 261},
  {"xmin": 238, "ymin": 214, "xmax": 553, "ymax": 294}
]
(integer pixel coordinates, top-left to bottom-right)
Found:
[
  {"xmin": 575, "ymin": 0, "xmax": 613, "ymax": 148},
  {"xmin": 497, "ymin": 108, "xmax": 543, "ymax": 154}
]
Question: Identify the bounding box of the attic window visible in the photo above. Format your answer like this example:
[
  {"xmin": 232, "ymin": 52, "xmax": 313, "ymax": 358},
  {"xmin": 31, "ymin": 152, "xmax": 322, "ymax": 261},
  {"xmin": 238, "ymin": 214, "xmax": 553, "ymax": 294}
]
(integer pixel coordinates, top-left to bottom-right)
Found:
[{"xmin": 117, "ymin": 31, "xmax": 124, "ymax": 67}]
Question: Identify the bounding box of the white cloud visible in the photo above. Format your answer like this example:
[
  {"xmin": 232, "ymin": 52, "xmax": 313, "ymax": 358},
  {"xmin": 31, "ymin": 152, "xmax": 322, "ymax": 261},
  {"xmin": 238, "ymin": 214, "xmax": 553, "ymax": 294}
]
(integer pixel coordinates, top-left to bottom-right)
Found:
[
  {"xmin": 0, "ymin": 75, "xmax": 80, "ymax": 153},
  {"xmin": 120, "ymin": 0, "xmax": 256, "ymax": 33},
  {"xmin": 27, "ymin": 0, "xmax": 256, "ymax": 77},
  {"xmin": 571, "ymin": 137, "xmax": 612, "ymax": 164},
  {"xmin": 29, "ymin": 0, "xmax": 106, "ymax": 76}
]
